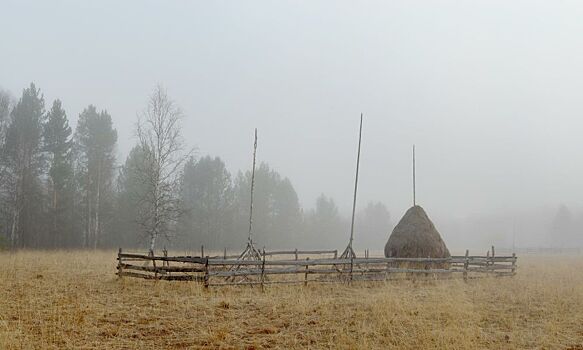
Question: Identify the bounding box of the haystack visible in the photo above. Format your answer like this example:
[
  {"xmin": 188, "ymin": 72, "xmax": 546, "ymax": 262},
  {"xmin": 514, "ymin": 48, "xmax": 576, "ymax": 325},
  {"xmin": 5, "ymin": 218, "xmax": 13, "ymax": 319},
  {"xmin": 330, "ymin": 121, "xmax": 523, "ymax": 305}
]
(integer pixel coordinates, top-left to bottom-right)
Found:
[{"xmin": 384, "ymin": 205, "xmax": 450, "ymax": 258}]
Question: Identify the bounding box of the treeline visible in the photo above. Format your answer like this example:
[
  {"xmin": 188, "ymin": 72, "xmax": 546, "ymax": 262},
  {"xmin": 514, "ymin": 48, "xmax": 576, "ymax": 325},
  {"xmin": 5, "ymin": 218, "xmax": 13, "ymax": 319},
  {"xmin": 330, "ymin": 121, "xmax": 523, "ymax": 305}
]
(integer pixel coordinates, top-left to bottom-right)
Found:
[{"xmin": 0, "ymin": 83, "xmax": 392, "ymax": 251}]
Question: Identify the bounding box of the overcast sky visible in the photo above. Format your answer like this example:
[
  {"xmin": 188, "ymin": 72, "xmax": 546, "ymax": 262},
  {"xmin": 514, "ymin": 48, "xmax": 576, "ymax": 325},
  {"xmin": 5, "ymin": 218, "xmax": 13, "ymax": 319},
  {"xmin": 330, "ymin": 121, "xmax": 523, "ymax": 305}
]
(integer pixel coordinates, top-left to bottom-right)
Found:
[{"xmin": 3, "ymin": 0, "xmax": 583, "ymax": 223}]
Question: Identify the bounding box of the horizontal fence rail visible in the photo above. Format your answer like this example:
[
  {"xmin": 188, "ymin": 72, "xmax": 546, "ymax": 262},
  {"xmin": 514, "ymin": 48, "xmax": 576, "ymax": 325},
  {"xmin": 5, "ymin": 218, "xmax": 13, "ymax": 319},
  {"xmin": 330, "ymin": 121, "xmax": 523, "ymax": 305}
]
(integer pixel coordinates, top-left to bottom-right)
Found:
[{"xmin": 116, "ymin": 246, "xmax": 518, "ymax": 287}]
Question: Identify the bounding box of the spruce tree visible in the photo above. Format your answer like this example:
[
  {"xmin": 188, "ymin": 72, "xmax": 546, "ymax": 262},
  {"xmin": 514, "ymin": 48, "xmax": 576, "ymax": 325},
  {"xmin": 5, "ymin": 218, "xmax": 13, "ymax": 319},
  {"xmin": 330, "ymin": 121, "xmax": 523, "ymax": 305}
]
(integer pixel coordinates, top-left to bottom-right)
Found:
[
  {"xmin": 114, "ymin": 145, "xmax": 150, "ymax": 248},
  {"xmin": 180, "ymin": 156, "xmax": 235, "ymax": 248}
]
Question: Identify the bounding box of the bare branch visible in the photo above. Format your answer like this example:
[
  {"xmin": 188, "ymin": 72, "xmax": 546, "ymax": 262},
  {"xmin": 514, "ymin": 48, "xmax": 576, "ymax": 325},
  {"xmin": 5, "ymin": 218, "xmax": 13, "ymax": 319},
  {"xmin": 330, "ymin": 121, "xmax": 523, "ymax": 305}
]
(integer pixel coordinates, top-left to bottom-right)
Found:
[{"xmin": 134, "ymin": 85, "xmax": 193, "ymax": 250}]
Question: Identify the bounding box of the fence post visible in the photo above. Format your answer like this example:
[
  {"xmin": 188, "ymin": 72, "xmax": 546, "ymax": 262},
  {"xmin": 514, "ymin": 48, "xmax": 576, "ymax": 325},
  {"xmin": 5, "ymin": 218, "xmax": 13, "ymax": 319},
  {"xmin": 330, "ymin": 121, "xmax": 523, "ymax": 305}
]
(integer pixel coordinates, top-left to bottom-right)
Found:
[
  {"xmin": 491, "ymin": 246, "xmax": 495, "ymax": 274},
  {"xmin": 163, "ymin": 247, "xmax": 168, "ymax": 267},
  {"xmin": 425, "ymin": 255, "xmax": 431, "ymax": 278},
  {"xmin": 463, "ymin": 249, "xmax": 469, "ymax": 282},
  {"xmin": 349, "ymin": 255, "xmax": 354, "ymax": 285},
  {"xmin": 150, "ymin": 249, "xmax": 158, "ymax": 280},
  {"xmin": 295, "ymin": 248, "xmax": 298, "ymax": 261},
  {"xmin": 203, "ymin": 257, "xmax": 209, "ymax": 289},
  {"xmin": 224, "ymin": 247, "xmax": 227, "ymax": 259},
  {"xmin": 117, "ymin": 248, "xmax": 123, "ymax": 279},
  {"xmin": 511, "ymin": 252, "xmax": 516, "ymax": 275},
  {"xmin": 261, "ymin": 248, "xmax": 266, "ymax": 292},
  {"xmin": 304, "ymin": 257, "xmax": 309, "ymax": 286},
  {"xmin": 201, "ymin": 245, "xmax": 204, "ymax": 258}
]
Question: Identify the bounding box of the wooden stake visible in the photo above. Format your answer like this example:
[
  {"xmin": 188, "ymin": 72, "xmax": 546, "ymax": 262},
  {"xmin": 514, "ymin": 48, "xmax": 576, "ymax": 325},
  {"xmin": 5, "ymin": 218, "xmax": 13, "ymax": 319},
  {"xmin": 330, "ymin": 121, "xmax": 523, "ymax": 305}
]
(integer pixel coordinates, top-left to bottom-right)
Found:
[
  {"xmin": 261, "ymin": 248, "xmax": 266, "ymax": 292},
  {"xmin": 349, "ymin": 114, "xmax": 363, "ymax": 248},
  {"xmin": 203, "ymin": 258, "xmax": 209, "ymax": 289},
  {"xmin": 248, "ymin": 128, "xmax": 258, "ymax": 245},
  {"xmin": 491, "ymin": 246, "xmax": 495, "ymax": 274},
  {"xmin": 151, "ymin": 250, "xmax": 158, "ymax": 280},
  {"xmin": 413, "ymin": 145, "xmax": 416, "ymax": 206},
  {"xmin": 464, "ymin": 250, "xmax": 470, "ymax": 280},
  {"xmin": 117, "ymin": 248, "xmax": 123, "ymax": 279},
  {"xmin": 304, "ymin": 258, "xmax": 309, "ymax": 286},
  {"xmin": 341, "ymin": 114, "xmax": 363, "ymax": 259}
]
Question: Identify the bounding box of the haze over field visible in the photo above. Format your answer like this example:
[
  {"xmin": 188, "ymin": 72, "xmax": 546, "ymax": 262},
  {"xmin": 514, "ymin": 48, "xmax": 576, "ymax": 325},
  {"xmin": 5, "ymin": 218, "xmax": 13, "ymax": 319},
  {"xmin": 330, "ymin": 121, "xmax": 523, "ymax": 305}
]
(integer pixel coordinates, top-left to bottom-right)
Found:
[{"xmin": 2, "ymin": 1, "xmax": 583, "ymax": 250}]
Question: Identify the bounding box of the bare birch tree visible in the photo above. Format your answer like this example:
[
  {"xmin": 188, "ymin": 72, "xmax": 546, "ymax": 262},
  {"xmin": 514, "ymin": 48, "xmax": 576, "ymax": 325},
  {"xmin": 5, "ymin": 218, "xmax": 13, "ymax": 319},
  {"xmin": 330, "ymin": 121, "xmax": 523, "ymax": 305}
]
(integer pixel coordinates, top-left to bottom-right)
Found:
[{"xmin": 136, "ymin": 85, "xmax": 191, "ymax": 251}]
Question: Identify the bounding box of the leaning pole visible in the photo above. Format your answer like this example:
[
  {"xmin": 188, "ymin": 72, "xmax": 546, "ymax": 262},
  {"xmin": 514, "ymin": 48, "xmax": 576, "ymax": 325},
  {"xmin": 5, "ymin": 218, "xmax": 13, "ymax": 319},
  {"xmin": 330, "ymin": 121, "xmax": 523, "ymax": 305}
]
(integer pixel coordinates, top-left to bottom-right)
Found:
[
  {"xmin": 236, "ymin": 128, "xmax": 262, "ymax": 262},
  {"xmin": 340, "ymin": 113, "xmax": 363, "ymax": 259}
]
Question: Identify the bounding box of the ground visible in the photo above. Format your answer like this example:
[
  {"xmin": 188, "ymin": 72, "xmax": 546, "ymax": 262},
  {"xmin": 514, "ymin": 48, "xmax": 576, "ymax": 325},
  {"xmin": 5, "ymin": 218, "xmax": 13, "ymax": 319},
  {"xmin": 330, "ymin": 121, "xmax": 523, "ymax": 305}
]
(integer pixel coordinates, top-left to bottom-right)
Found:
[{"xmin": 0, "ymin": 251, "xmax": 582, "ymax": 349}]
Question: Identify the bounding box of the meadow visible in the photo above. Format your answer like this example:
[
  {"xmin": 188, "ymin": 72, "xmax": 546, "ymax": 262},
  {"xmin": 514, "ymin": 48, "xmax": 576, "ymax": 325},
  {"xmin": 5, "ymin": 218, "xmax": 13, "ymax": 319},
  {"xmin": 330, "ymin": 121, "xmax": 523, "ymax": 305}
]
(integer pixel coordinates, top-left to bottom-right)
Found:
[{"xmin": 0, "ymin": 251, "xmax": 582, "ymax": 349}]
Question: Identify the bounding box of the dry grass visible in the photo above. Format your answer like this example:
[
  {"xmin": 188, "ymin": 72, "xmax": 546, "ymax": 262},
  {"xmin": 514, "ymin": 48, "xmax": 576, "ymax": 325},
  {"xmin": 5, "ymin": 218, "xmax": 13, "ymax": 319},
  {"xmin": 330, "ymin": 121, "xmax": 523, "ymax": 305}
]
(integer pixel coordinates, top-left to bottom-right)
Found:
[{"xmin": 0, "ymin": 251, "xmax": 582, "ymax": 349}]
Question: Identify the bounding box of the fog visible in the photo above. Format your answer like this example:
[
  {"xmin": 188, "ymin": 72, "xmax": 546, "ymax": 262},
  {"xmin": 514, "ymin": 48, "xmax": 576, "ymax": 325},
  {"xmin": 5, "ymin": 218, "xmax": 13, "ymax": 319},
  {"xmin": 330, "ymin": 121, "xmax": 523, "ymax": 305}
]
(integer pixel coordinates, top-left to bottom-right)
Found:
[{"xmin": 2, "ymin": 1, "xmax": 583, "ymax": 251}]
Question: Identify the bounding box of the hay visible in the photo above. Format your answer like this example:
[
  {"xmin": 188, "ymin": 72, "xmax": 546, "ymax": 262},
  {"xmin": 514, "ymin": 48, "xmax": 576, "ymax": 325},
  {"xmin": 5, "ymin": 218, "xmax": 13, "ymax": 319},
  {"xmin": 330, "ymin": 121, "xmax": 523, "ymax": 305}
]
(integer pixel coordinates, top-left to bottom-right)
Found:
[{"xmin": 384, "ymin": 205, "xmax": 450, "ymax": 259}]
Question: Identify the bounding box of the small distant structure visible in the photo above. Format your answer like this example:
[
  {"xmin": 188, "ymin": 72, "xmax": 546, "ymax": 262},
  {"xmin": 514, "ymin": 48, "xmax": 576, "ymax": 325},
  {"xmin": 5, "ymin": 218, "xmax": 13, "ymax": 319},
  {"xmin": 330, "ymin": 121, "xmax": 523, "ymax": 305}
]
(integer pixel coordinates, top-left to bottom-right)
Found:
[{"xmin": 384, "ymin": 205, "xmax": 451, "ymax": 258}]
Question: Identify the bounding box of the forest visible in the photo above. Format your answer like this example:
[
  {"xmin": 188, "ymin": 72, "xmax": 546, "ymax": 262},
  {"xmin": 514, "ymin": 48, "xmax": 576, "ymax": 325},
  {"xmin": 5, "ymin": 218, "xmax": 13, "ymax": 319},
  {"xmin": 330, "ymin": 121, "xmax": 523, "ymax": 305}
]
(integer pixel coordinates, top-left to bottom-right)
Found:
[{"xmin": 0, "ymin": 83, "xmax": 391, "ymax": 251}]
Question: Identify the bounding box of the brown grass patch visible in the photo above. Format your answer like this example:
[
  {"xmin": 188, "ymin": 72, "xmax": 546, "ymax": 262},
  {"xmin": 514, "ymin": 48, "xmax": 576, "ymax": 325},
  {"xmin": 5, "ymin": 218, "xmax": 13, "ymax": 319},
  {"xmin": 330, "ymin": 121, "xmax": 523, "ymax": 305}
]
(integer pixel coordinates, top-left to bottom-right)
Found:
[{"xmin": 0, "ymin": 251, "xmax": 582, "ymax": 349}]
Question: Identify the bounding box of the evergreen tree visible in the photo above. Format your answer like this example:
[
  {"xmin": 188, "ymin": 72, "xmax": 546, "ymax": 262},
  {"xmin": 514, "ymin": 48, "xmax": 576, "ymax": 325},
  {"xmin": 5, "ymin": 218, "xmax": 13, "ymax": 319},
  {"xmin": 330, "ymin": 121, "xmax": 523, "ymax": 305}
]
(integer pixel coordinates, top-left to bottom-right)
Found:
[
  {"xmin": 357, "ymin": 201, "xmax": 391, "ymax": 250},
  {"xmin": 272, "ymin": 177, "xmax": 302, "ymax": 246},
  {"xmin": 234, "ymin": 163, "xmax": 301, "ymax": 248},
  {"xmin": 179, "ymin": 156, "xmax": 235, "ymax": 249},
  {"xmin": 3, "ymin": 83, "xmax": 46, "ymax": 248},
  {"xmin": 44, "ymin": 100, "xmax": 74, "ymax": 247},
  {"xmin": 0, "ymin": 89, "xmax": 13, "ymax": 246},
  {"xmin": 114, "ymin": 145, "xmax": 150, "ymax": 248},
  {"xmin": 0, "ymin": 89, "xmax": 11, "ymax": 148},
  {"xmin": 551, "ymin": 204, "xmax": 574, "ymax": 248},
  {"xmin": 303, "ymin": 194, "xmax": 344, "ymax": 248},
  {"xmin": 75, "ymin": 105, "xmax": 118, "ymax": 248}
]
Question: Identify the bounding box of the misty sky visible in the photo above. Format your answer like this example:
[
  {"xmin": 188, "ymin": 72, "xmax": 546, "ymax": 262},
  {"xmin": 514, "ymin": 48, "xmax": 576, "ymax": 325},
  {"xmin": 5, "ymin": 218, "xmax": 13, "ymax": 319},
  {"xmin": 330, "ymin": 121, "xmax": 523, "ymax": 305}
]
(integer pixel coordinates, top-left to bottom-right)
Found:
[{"xmin": 3, "ymin": 0, "xmax": 583, "ymax": 226}]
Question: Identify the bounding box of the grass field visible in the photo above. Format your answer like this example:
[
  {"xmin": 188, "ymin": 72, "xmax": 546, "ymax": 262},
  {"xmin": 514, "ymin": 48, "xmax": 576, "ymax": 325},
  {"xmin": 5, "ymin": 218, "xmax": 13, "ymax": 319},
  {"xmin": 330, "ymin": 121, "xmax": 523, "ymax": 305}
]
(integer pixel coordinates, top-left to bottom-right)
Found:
[{"xmin": 0, "ymin": 251, "xmax": 582, "ymax": 349}]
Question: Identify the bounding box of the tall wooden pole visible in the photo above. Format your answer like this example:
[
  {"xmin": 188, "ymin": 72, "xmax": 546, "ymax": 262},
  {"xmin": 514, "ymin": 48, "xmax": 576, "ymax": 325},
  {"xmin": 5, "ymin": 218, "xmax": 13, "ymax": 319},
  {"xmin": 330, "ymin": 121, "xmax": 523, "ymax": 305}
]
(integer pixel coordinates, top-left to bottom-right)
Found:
[
  {"xmin": 248, "ymin": 128, "xmax": 258, "ymax": 245},
  {"xmin": 413, "ymin": 144, "xmax": 416, "ymax": 206},
  {"xmin": 348, "ymin": 114, "xmax": 363, "ymax": 248}
]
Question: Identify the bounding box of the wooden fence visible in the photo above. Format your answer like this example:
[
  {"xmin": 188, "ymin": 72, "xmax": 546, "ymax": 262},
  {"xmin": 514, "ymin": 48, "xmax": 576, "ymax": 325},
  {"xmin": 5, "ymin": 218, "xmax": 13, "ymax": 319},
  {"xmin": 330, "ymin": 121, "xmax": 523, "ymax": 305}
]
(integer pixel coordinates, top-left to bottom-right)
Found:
[{"xmin": 117, "ymin": 247, "xmax": 517, "ymax": 287}]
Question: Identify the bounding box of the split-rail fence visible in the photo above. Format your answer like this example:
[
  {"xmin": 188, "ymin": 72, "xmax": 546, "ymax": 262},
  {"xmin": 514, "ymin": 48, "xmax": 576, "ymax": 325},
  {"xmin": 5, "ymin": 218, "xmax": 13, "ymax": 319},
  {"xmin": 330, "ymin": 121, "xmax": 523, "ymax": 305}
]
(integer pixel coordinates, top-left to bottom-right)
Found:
[{"xmin": 116, "ymin": 247, "xmax": 517, "ymax": 288}]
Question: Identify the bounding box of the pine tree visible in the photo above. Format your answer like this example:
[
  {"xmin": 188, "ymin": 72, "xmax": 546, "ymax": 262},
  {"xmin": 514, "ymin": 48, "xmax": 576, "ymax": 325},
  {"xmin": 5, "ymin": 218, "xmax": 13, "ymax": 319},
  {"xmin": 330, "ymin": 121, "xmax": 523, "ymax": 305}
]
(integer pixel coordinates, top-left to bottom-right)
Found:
[
  {"xmin": 44, "ymin": 100, "xmax": 74, "ymax": 247},
  {"xmin": 4, "ymin": 83, "xmax": 46, "ymax": 248},
  {"xmin": 75, "ymin": 105, "xmax": 117, "ymax": 249},
  {"xmin": 0, "ymin": 89, "xmax": 13, "ymax": 246}
]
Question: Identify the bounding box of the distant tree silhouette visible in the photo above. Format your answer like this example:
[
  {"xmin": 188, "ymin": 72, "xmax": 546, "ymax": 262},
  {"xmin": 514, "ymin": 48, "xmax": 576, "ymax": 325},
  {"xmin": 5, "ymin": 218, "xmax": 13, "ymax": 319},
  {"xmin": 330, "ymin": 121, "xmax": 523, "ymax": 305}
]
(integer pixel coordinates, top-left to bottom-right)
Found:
[
  {"xmin": 75, "ymin": 105, "xmax": 118, "ymax": 248},
  {"xmin": 44, "ymin": 100, "xmax": 74, "ymax": 247},
  {"xmin": 4, "ymin": 83, "xmax": 45, "ymax": 248},
  {"xmin": 179, "ymin": 156, "xmax": 235, "ymax": 249},
  {"xmin": 550, "ymin": 204, "xmax": 574, "ymax": 248}
]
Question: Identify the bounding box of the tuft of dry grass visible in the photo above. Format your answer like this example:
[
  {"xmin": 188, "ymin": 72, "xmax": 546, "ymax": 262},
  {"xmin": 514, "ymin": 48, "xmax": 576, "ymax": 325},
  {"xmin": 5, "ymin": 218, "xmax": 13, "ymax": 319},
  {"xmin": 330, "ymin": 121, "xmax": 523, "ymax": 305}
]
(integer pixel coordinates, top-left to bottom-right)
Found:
[{"xmin": 0, "ymin": 251, "xmax": 582, "ymax": 349}]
